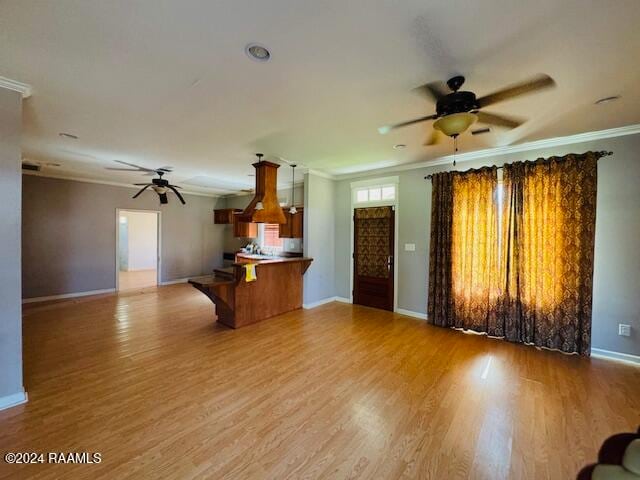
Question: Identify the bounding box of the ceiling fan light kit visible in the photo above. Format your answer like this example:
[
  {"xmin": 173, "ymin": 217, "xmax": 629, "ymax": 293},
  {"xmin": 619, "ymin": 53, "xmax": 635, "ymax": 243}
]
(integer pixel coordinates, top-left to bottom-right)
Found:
[
  {"xmin": 378, "ymin": 73, "xmax": 555, "ymax": 145},
  {"xmin": 107, "ymin": 160, "xmax": 186, "ymax": 205},
  {"xmin": 433, "ymin": 112, "xmax": 477, "ymax": 137}
]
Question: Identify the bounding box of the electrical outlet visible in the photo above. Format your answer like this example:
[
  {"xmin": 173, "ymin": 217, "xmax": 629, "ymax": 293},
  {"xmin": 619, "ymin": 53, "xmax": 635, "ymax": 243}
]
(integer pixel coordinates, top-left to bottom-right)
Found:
[
  {"xmin": 618, "ymin": 324, "xmax": 631, "ymax": 337},
  {"xmin": 404, "ymin": 243, "xmax": 416, "ymax": 252}
]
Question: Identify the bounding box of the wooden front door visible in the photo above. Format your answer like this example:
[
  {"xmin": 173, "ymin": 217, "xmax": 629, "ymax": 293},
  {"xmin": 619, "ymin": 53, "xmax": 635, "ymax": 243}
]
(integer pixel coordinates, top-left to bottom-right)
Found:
[{"xmin": 353, "ymin": 206, "xmax": 394, "ymax": 311}]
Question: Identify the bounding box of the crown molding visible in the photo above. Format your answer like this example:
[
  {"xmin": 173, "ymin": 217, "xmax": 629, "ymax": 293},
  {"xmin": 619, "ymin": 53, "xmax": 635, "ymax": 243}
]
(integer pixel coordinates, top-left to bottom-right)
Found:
[
  {"xmin": 22, "ymin": 170, "xmax": 219, "ymax": 198},
  {"xmin": 0, "ymin": 76, "xmax": 32, "ymax": 98},
  {"xmin": 307, "ymin": 168, "xmax": 336, "ymax": 180},
  {"xmin": 333, "ymin": 123, "xmax": 640, "ymax": 180},
  {"xmin": 222, "ymin": 180, "xmax": 305, "ymax": 198}
]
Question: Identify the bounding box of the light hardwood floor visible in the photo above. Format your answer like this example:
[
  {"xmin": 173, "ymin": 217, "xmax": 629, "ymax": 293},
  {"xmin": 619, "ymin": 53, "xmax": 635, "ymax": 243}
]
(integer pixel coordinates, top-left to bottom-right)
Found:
[
  {"xmin": 118, "ymin": 269, "xmax": 157, "ymax": 291},
  {"xmin": 1, "ymin": 284, "xmax": 638, "ymax": 479}
]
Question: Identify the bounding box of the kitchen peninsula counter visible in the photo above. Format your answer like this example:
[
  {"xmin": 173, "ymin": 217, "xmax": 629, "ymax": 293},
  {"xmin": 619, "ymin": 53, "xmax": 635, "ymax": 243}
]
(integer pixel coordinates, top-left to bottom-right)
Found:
[{"xmin": 189, "ymin": 257, "xmax": 312, "ymax": 329}]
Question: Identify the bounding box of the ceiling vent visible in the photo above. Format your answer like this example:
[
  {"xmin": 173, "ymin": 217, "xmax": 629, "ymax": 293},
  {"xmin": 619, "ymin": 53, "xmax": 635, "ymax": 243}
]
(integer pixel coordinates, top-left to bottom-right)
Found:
[{"xmin": 22, "ymin": 162, "xmax": 41, "ymax": 172}]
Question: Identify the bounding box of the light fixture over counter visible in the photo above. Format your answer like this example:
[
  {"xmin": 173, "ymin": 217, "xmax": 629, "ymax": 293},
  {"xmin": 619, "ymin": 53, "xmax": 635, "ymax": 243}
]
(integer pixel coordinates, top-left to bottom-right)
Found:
[{"xmin": 289, "ymin": 164, "xmax": 297, "ymax": 214}]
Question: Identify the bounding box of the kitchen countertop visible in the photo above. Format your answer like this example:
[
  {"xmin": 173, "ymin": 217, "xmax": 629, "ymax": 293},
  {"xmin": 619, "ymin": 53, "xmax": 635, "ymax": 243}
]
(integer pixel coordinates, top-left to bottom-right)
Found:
[{"xmin": 231, "ymin": 256, "xmax": 312, "ymax": 267}]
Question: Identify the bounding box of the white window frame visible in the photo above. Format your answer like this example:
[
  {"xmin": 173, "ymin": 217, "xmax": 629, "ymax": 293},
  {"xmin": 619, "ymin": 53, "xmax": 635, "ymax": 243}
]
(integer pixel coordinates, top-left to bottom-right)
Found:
[
  {"xmin": 257, "ymin": 223, "xmax": 284, "ymax": 255},
  {"xmin": 349, "ymin": 176, "xmax": 399, "ymax": 310}
]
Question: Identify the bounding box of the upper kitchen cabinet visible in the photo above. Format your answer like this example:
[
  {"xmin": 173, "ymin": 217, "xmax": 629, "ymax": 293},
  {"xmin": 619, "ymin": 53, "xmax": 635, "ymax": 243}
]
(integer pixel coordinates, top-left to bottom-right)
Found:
[
  {"xmin": 233, "ymin": 214, "xmax": 258, "ymax": 238},
  {"xmin": 279, "ymin": 207, "xmax": 304, "ymax": 238},
  {"xmin": 214, "ymin": 208, "xmax": 242, "ymax": 224}
]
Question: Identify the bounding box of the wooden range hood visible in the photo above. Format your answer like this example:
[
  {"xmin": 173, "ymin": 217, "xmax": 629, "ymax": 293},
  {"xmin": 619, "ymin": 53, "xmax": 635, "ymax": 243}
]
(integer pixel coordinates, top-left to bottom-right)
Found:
[{"xmin": 237, "ymin": 155, "xmax": 287, "ymax": 224}]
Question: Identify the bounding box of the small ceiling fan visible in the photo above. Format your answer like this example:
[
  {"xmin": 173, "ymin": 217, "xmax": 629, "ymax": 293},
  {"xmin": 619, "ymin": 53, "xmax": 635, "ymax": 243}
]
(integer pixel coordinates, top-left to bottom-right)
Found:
[
  {"xmin": 378, "ymin": 74, "xmax": 555, "ymax": 145},
  {"xmin": 107, "ymin": 160, "xmax": 185, "ymax": 205}
]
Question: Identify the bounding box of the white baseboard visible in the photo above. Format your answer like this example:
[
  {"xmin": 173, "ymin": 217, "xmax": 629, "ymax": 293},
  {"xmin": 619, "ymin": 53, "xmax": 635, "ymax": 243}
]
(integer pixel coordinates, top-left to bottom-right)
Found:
[
  {"xmin": 22, "ymin": 288, "xmax": 116, "ymax": 304},
  {"xmin": 591, "ymin": 348, "xmax": 640, "ymax": 366},
  {"xmin": 303, "ymin": 296, "xmax": 353, "ymax": 309},
  {"xmin": 396, "ymin": 308, "xmax": 428, "ymax": 320},
  {"xmin": 22, "ymin": 279, "xmax": 193, "ymax": 303},
  {"xmin": 303, "ymin": 296, "xmax": 338, "ymax": 309},
  {"xmin": 0, "ymin": 389, "xmax": 28, "ymax": 411},
  {"xmin": 159, "ymin": 277, "xmax": 191, "ymax": 286},
  {"xmin": 334, "ymin": 296, "xmax": 352, "ymax": 304}
]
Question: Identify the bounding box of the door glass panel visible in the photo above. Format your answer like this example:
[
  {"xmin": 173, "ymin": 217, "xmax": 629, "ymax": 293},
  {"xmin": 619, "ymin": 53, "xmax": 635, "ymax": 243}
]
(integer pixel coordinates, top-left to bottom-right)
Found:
[{"xmin": 355, "ymin": 207, "xmax": 392, "ymax": 278}]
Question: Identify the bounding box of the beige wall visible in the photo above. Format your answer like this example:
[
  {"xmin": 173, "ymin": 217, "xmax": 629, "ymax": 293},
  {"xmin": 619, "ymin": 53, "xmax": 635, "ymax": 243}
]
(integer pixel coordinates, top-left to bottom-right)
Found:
[
  {"xmin": 0, "ymin": 88, "xmax": 24, "ymax": 401},
  {"xmin": 22, "ymin": 175, "xmax": 225, "ymax": 298}
]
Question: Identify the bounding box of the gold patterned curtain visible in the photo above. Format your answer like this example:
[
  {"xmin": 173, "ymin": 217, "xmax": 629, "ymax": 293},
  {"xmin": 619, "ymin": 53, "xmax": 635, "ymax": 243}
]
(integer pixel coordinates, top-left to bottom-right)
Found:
[
  {"xmin": 427, "ymin": 152, "xmax": 598, "ymax": 355},
  {"xmin": 428, "ymin": 168, "xmax": 500, "ymax": 330},
  {"xmin": 500, "ymin": 152, "xmax": 598, "ymax": 355},
  {"xmin": 451, "ymin": 167, "xmax": 500, "ymax": 332}
]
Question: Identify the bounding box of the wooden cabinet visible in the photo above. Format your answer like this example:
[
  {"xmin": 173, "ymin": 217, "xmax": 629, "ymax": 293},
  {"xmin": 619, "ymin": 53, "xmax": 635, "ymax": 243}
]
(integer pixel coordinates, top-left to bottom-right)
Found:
[
  {"xmin": 279, "ymin": 207, "xmax": 304, "ymax": 239},
  {"xmin": 214, "ymin": 208, "xmax": 242, "ymax": 224},
  {"xmin": 215, "ymin": 208, "xmax": 257, "ymax": 237},
  {"xmin": 290, "ymin": 207, "xmax": 303, "ymax": 238},
  {"xmin": 233, "ymin": 214, "xmax": 258, "ymax": 238}
]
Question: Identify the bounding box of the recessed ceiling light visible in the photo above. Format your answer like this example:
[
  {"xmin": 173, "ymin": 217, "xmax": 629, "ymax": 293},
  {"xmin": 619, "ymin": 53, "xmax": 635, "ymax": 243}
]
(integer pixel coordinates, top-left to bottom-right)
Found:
[
  {"xmin": 245, "ymin": 43, "xmax": 271, "ymax": 62},
  {"xmin": 59, "ymin": 132, "xmax": 78, "ymax": 139},
  {"xmin": 595, "ymin": 95, "xmax": 620, "ymax": 105},
  {"xmin": 393, "ymin": 144, "xmax": 406, "ymax": 150}
]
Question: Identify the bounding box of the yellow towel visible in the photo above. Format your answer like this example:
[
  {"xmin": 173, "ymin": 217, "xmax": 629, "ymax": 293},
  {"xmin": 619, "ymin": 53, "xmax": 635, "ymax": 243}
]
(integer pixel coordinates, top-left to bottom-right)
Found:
[{"xmin": 244, "ymin": 263, "xmax": 257, "ymax": 282}]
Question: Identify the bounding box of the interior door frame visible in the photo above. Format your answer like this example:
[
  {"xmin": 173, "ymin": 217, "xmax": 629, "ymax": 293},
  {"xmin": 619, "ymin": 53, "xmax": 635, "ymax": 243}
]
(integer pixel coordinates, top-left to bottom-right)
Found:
[
  {"xmin": 349, "ymin": 176, "xmax": 399, "ymax": 311},
  {"xmin": 115, "ymin": 208, "xmax": 162, "ymax": 291}
]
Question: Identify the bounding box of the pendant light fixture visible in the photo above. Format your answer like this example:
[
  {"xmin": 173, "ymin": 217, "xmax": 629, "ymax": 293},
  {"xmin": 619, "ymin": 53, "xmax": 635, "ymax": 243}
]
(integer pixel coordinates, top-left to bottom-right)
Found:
[{"xmin": 289, "ymin": 164, "xmax": 297, "ymax": 215}]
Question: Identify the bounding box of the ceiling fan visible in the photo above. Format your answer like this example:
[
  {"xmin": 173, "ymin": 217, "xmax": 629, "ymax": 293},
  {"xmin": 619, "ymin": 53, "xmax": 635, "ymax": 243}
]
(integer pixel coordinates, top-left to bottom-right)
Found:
[
  {"xmin": 106, "ymin": 160, "xmax": 185, "ymax": 205},
  {"xmin": 378, "ymin": 74, "xmax": 555, "ymax": 145}
]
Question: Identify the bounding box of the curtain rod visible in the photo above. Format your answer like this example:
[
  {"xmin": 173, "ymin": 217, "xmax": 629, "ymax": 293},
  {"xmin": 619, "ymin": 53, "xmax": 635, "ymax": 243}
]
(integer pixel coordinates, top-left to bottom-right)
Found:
[{"xmin": 423, "ymin": 150, "xmax": 613, "ymax": 180}]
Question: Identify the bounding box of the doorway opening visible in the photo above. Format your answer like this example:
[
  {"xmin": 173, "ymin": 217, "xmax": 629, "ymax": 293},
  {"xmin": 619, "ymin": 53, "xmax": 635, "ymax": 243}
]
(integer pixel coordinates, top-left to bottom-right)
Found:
[
  {"xmin": 349, "ymin": 176, "xmax": 399, "ymax": 311},
  {"xmin": 353, "ymin": 206, "xmax": 395, "ymax": 311},
  {"xmin": 116, "ymin": 209, "xmax": 160, "ymax": 291}
]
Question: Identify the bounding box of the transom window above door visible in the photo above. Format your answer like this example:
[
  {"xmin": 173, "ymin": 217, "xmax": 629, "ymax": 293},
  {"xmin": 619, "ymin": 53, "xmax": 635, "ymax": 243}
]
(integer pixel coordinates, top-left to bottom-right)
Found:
[{"xmin": 354, "ymin": 184, "xmax": 396, "ymax": 204}]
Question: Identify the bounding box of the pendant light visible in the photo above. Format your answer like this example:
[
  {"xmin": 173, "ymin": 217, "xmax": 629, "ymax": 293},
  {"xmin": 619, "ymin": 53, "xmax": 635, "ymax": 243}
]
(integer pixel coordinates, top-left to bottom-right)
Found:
[{"xmin": 289, "ymin": 164, "xmax": 297, "ymax": 214}]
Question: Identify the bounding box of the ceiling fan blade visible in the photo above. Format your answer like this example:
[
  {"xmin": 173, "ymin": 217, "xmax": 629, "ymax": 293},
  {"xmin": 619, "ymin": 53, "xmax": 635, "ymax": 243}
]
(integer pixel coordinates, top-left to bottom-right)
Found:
[
  {"xmin": 157, "ymin": 167, "xmax": 173, "ymax": 172},
  {"xmin": 476, "ymin": 74, "xmax": 555, "ymax": 108},
  {"xmin": 132, "ymin": 184, "xmax": 151, "ymax": 199},
  {"xmin": 413, "ymin": 81, "xmax": 449, "ymax": 103},
  {"xmin": 378, "ymin": 114, "xmax": 437, "ymax": 134},
  {"xmin": 471, "ymin": 127, "xmax": 491, "ymax": 135},
  {"xmin": 167, "ymin": 185, "xmax": 186, "ymax": 205},
  {"xmin": 476, "ymin": 111, "xmax": 524, "ymax": 129},
  {"xmin": 133, "ymin": 183, "xmax": 153, "ymax": 186},
  {"xmin": 158, "ymin": 192, "xmax": 168, "ymax": 204},
  {"xmin": 424, "ymin": 129, "xmax": 442, "ymax": 146},
  {"xmin": 114, "ymin": 160, "xmax": 155, "ymax": 172},
  {"xmin": 106, "ymin": 167, "xmax": 144, "ymax": 172}
]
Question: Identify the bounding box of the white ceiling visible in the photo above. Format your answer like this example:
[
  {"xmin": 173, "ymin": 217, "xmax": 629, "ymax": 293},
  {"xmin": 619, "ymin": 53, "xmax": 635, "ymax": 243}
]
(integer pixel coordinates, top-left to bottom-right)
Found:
[{"xmin": 2, "ymin": 0, "xmax": 639, "ymax": 194}]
